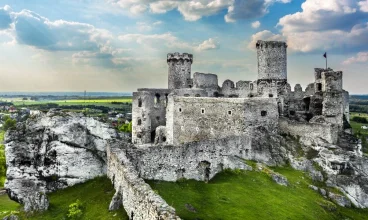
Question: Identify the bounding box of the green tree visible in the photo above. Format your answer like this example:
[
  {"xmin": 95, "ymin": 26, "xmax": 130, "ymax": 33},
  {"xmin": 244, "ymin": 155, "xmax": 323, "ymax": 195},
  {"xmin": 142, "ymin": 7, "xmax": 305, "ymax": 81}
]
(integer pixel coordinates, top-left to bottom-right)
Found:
[
  {"xmin": 118, "ymin": 121, "xmax": 132, "ymax": 133},
  {"xmin": 3, "ymin": 117, "xmax": 16, "ymax": 131}
]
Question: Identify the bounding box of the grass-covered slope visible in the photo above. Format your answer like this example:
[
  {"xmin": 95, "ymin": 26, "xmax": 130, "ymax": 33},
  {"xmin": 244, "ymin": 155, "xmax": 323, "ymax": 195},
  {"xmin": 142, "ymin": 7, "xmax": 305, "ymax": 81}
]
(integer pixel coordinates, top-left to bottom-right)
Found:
[
  {"xmin": 147, "ymin": 166, "xmax": 368, "ymax": 220},
  {"xmin": 0, "ymin": 176, "xmax": 128, "ymax": 219}
]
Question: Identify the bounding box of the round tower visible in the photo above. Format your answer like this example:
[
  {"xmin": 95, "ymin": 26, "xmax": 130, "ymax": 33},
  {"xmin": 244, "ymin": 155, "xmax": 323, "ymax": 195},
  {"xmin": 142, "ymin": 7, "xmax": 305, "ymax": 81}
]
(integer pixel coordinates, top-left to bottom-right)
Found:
[
  {"xmin": 256, "ymin": 40, "xmax": 287, "ymax": 81},
  {"xmin": 167, "ymin": 52, "xmax": 193, "ymax": 89}
]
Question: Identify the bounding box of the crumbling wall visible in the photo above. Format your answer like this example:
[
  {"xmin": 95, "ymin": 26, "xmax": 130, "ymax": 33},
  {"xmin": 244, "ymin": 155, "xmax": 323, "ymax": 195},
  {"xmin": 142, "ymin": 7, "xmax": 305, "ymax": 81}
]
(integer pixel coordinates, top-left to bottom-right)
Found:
[
  {"xmin": 107, "ymin": 144, "xmax": 180, "ymax": 220},
  {"xmin": 166, "ymin": 96, "xmax": 279, "ymax": 145},
  {"xmin": 132, "ymin": 89, "xmax": 171, "ymax": 144},
  {"xmin": 125, "ymin": 134, "xmax": 285, "ymax": 182},
  {"xmin": 279, "ymin": 118, "xmax": 338, "ymax": 145}
]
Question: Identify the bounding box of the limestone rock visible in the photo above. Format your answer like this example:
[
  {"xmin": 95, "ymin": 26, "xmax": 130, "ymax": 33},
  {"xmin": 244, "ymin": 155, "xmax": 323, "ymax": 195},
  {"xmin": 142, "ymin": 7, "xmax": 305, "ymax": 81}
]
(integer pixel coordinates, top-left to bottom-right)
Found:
[
  {"xmin": 271, "ymin": 173, "xmax": 288, "ymax": 186},
  {"xmin": 4, "ymin": 109, "xmax": 120, "ymax": 211},
  {"xmin": 309, "ymin": 185, "xmax": 318, "ymax": 191},
  {"xmin": 2, "ymin": 214, "xmax": 19, "ymax": 220},
  {"xmin": 328, "ymin": 192, "xmax": 351, "ymax": 207},
  {"xmin": 109, "ymin": 191, "xmax": 122, "ymax": 211}
]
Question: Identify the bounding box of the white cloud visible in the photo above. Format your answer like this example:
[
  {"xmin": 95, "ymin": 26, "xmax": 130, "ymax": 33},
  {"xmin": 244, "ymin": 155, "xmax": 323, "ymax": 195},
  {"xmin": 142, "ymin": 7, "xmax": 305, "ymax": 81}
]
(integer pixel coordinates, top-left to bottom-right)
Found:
[
  {"xmin": 130, "ymin": 4, "xmax": 148, "ymax": 14},
  {"xmin": 108, "ymin": 0, "xmax": 291, "ymax": 22},
  {"xmin": 343, "ymin": 52, "xmax": 368, "ymax": 65},
  {"xmin": 248, "ymin": 30, "xmax": 285, "ymax": 50},
  {"xmin": 136, "ymin": 22, "xmax": 152, "ymax": 32},
  {"xmin": 251, "ymin": 21, "xmax": 261, "ymax": 28},
  {"xmin": 153, "ymin": 21, "xmax": 162, "ymax": 25},
  {"xmin": 195, "ymin": 38, "xmax": 219, "ymax": 51},
  {"xmin": 359, "ymin": 0, "xmax": 368, "ymax": 12},
  {"xmin": 257, "ymin": 0, "xmax": 368, "ymax": 52},
  {"xmin": 150, "ymin": 1, "xmax": 178, "ymax": 14},
  {"xmin": 118, "ymin": 32, "xmax": 219, "ymax": 52}
]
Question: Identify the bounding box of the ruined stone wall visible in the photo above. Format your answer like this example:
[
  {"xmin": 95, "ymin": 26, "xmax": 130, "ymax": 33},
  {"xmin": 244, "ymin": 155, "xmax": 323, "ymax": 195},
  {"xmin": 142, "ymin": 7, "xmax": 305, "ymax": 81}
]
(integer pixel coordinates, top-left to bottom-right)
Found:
[
  {"xmin": 166, "ymin": 96, "xmax": 279, "ymax": 145},
  {"xmin": 220, "ymin": 80, "xmax": 255, "ymax": 98},
  {"xmin": 107, "ymin": 144, "xmax": 180, "ymax": 220},
  {"xmin": 172, "ymin": 88, "xmax": 208, "ymax": 97},
  {"xmin": 279, "ymin": 118, "xmax": 338, "ymax": 145},
  {"xmin": 193, "ymin": 72, "xmax": 218, "ymax": 90},
  {"xmin": 167, "ymin": 53, "xmax": 193, "ymax": 89},
  {"xmin": 256, "ymin": 40, "xmax": 287, "ymax": 80},
  {"xmin": 132, "ymin": 89, "xmax": 171, "ymax": 144},
  {"xmin": 125, "ymin": 135, "xmax": 285, "ymax": 182}
]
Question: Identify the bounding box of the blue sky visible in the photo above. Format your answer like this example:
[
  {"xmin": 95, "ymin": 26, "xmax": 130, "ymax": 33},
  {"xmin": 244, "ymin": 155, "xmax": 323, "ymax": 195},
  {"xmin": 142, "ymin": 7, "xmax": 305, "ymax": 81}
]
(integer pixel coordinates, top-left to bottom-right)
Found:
[{"xmin": 0, "ymin": 0, "xmax": 367, "ymax": 93}]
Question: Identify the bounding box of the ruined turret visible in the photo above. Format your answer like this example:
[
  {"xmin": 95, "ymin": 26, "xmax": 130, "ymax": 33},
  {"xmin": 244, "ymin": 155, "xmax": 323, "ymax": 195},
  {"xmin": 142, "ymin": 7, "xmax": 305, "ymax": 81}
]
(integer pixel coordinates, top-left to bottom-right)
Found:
[{"xmin": 167, "ymin": 53, "xmax": 193, "ymax": 89}]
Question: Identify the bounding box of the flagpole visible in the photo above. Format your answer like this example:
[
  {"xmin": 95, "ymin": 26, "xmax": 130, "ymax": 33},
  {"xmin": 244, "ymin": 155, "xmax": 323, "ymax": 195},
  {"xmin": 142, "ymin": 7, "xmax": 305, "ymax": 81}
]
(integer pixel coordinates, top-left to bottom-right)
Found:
[{"xmin": 326, "ymin": 56, "xmax": 327, "ymax": 69}]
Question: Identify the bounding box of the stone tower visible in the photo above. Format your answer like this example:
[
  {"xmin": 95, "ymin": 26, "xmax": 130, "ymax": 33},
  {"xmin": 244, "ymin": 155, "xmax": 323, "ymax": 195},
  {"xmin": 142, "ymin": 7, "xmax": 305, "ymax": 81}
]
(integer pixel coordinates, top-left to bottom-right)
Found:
[
  {"xmin": 256, "ymin": 40, "xmax": 287, "ymax": 81},
  {"xmin": 167, "ymin": 53, "xmax": 193, "ymax": 89}
]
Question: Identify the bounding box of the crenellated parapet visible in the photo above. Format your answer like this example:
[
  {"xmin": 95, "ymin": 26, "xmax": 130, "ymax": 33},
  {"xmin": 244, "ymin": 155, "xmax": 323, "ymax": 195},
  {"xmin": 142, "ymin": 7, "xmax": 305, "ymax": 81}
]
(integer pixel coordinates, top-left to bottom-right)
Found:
[
  {"xmin": 167, "ymin": 52, "xmax": 193, "ymax": 63},
  {"xmin": 256, "ymin": 40, "xmax": 287, "ymax": 49}
]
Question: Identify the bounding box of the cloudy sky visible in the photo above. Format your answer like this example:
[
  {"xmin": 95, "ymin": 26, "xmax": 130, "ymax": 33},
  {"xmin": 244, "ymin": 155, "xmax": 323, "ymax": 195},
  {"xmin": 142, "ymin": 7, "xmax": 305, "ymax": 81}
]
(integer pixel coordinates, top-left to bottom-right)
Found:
[{"xmin": 0, "ymin": 0, "xmax": 367, "ymax": 94}]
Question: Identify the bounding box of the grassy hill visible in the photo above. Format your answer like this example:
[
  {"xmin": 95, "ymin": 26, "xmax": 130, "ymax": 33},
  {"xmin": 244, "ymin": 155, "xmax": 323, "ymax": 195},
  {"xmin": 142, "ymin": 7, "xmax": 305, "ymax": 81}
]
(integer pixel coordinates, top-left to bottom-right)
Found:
[
  {"xmin": 148, "ymin": 165, "xmax": 368, "ymax": 220},
  {"xmin": 0, "ymin": 177, "xmax": 128, "ymax": 220},
  {"xmin": 1, "ymin": 167, "xmax": 368, "ymax": 219}
]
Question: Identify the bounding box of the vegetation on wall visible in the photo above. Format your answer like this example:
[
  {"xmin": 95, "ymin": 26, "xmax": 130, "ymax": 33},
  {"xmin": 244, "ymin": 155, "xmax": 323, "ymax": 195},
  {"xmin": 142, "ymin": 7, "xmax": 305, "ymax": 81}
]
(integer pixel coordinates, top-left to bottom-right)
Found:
[{"xmin": 0, "ymin": 130, "xmax": 6, "ymax": 187}]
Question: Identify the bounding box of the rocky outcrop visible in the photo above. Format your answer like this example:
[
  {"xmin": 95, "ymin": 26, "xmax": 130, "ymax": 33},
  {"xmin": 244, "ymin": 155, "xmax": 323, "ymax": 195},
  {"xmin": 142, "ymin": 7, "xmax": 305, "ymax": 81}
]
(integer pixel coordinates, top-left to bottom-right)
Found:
[{"xmin": 4, "ymin": 109, "xmax": 119, "ymax": 211}]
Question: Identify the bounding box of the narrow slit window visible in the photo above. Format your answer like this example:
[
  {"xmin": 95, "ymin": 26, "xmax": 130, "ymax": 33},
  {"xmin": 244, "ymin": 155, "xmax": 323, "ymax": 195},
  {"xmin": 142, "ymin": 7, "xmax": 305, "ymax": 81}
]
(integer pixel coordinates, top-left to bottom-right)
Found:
[
  {"xmin": 137, "ymin": 119, "xmax": 142, "ymax": 125},
  {"xmin": 228, "ymin": 110, "xmax": 232, "ymax": 115},
  {"xmin": 261, "ymin": 111, "xmax": 267, "ymax": 116},
  {"xmin": 201, "ymin": 108, "xmax": 205, "ymax": 114}
]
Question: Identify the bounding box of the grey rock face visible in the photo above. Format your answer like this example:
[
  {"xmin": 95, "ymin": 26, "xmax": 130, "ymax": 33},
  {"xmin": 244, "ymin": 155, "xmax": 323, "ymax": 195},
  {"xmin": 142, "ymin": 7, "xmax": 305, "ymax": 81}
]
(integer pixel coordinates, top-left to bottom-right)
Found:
[
  {"xmin": 109, "ymin": 191, "xmax": 122, "ymax": 211},
  {"xmin": 271, "ymin": 173, "xmax": 288, "ymax": 186},
  {"xmin": 328, "ymin": 192, "xmax": 352, "ymax": 208},
  {"xmin": 4, "ymin": 109, "xmax": 119, "ymax": 211}
]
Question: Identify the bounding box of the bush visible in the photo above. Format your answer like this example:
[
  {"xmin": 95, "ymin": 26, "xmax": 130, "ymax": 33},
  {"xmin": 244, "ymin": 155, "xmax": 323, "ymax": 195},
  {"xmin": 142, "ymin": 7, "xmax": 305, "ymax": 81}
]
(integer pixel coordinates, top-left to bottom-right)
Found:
[
  {"xmin": 352, "ymin": 116, "xmax": 368, "ymax": 124},
  {"xmin": 67, "ymin": 199, "xmax": 83, "ymax": 219},
  {"xmin": 119, "ymin": 122, "xmax": 132, "ymax": 133},
  {"xmin": 3, "ymin": 117, "xmax": 16, "ymax": 131}
]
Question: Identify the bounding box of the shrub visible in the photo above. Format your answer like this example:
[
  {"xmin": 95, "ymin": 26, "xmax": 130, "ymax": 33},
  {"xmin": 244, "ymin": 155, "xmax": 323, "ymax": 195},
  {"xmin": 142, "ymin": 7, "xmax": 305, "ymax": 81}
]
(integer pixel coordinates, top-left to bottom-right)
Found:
[
  {"xmin": 119, "ymin": 122, "xmax": 132, "ymax": 133},
  {"xmin": 3, "ymin": 117, "xmax": 16, "ymax": 131},
  {"xmin": 67, "ymin": 199, "xmax": 83, "ymax": 219},
  {"xmin": 352, "ymin": 116, "xmax": 368, "ymax": 124}
]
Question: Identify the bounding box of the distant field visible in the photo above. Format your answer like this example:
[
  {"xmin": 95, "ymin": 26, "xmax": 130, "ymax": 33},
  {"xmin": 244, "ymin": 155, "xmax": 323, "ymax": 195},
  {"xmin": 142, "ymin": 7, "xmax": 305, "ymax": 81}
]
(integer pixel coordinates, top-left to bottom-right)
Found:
[
  {"xmin": 350, "ymin": 112, "xmax": 368, "ymax": 135},
  {"xmin": 1, "ymin": 97, "xmax": 132, "ymax": 108}
]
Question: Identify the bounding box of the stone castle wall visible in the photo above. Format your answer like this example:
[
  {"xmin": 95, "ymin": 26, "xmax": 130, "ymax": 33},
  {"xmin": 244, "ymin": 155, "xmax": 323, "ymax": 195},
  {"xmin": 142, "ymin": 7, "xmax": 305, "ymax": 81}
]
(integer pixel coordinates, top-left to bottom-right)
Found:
[
  {"xmin": 279, "ymin": 118, "xmax": 338, "ymax": 145},
  {"xmin": 107, "ymin": 143, "xmax": 180, "ymax": 220},
  {"xmin": 167, "ymin": 53, "xmax": 193, "ymax": 89},
  {"xmin": 132, "ymin": 89, "xmax": 171, "ymax": 144},
  {"xmin": 166, "ymin": 96, "xmax": 279, "ymax": 145},
  {"xmin": 257, "ymin": 40, "xmax": 287, "ymax": 80}
]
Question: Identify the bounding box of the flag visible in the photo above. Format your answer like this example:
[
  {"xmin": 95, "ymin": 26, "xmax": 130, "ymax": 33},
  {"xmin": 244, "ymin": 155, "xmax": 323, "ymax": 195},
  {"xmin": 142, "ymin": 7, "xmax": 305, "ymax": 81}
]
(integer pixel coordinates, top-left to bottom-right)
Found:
[{"xmin": 323, "ymin": 52, "xmax": 327, "ymax": 58}]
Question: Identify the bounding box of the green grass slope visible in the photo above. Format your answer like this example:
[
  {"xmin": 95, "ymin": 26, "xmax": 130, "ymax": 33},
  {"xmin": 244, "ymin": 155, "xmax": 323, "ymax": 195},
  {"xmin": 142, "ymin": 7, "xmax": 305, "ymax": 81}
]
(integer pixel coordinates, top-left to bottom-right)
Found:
[
  {"xmin": 147, "ymin": 166, "xmax": 368, "ymax": 220},
  {"xmin": 0, "ymin": 176, "xmax": 128, "ymax": 220}
]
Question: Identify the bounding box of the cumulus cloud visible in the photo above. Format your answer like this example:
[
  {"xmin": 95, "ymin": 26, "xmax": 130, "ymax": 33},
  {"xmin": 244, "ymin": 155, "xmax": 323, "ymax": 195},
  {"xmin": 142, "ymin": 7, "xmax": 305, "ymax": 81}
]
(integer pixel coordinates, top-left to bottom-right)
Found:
[
  {"xmin": 118, "ymin": 32, "xmax": 219, "ymax": 52},
  {"xmin": 247, "ymin": 30, "xmax": 285, "ymax": 49},
  {"xmin": 247, "ymin": 0, "xmax": 368, "ymax": 52},
  {"xmin": 251, "ymin": 21, "xmax": 261, "ymax": 28},
  {"xmin": 12, "ymin": 9, "xmax": 113, "ymax": 52},
  {"xmin": 359, "ymin": 0, "xmax": 368, "ymax": 12},
  {"xmin": 195, "ymin": 38, "xmax": 219, "ymax": 51},
  {"xmin": 0, "ymin": 5, "xmax": 12, "ymax": 30},
  {"xmin": 108, "ymin": 0, "xmax": 291, "ymax": 22},
  {"xmin": 343, "ymin": 51, "xmax": 368, "ymax": 65}
]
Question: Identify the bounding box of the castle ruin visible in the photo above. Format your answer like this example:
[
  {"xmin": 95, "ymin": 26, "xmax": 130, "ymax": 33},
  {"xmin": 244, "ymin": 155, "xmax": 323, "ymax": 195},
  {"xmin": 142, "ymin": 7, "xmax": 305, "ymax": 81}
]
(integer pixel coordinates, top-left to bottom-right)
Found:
[{"xmin": 131, "ymin": 40, "xmax": 350, "ymax": 146}]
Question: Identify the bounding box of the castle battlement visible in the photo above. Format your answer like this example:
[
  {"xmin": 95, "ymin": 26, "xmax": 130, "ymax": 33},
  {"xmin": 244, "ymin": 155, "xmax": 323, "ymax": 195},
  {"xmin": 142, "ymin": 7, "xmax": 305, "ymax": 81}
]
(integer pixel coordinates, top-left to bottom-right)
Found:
[
  {"xmin": 167, "ymin": 52, "xmax": 193, "ymax": 63},
  {"xmin": 256, "ymin": 40, "xmax": 287, "ymax": 48}
]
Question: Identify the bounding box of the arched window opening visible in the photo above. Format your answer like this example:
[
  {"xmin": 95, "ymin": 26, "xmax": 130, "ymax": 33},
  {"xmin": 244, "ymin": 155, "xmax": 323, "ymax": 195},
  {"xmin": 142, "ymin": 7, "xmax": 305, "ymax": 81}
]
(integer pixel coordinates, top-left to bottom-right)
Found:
[
  {"xmin": 138, "ymin": 98, "xmax": 142, "ymax": 107},
  {"xmin": 137, "ymin": 119, "xmax": 142, "ymax": 125}
]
